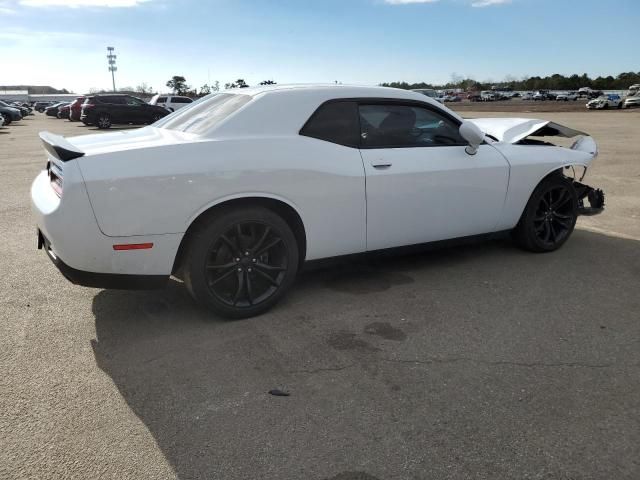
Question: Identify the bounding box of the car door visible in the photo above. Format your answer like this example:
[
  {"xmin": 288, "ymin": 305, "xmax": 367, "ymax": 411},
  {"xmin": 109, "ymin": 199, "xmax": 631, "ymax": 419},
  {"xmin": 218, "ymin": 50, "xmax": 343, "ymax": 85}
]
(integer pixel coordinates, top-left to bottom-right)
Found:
[
  {"xmin": 102, "ymin": 96, "xmax": 123, "ymax": 122},
  {"xmin": 123, "ymin": 96, "xmax": 146, "ymax": 123},
  {"xmin": 358, "ymin": 102, "xmax": 510, "ymax": 251}
]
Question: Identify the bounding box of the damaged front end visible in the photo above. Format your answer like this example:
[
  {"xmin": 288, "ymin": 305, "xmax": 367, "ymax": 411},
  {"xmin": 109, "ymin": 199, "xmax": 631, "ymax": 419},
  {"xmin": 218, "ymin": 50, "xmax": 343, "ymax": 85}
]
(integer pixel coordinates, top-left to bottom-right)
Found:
[{"xmin": 572, "ymin": 180, "xmax": 605, "ymax": 216}]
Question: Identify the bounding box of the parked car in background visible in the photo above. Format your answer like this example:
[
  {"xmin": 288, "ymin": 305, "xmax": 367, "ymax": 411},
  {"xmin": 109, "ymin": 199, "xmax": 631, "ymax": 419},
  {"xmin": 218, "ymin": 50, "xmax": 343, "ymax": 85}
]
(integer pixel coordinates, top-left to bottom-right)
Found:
[
  {"xmin": 57, "ymin": 103, "xmax": 71, "ymax": 119},
  {"xmin": 68, "ymin": 97, "xmax": 85, "ymax": 121},
  {"xmin": 481, "ymin": 91, "xmax": 496, "ymax": 101},
  {"xmin": 443, "ymin": 95, "xmax": 461, "ymax": 102},
  {"xmin": 623, "ymin": 94, "xmax": 640, "ymax": 109},
  {"xmin": 11, "ymin": 102, "xmax": 33, "ymax": 115},
  {"xmin": 45, "ymin": 103, "xmax": 65, "ymax": 117},
  {"xmin": 0, "ymin": 101, "xmax": 23, "ymax": 124},
  {"xmin": 556, "ymin": 92, "xmax": 579, "ymax": 101},
  {"xmin": 8, "ymin": 102, "xmax": 31, "ymax": 117},
  {"xmin": 34, "ymin": 101, "xmax": 55, "ymax": 112},
  {"xmin": 81, "ymin": 94, "xmax": 170, "ymax": 129},
  {"xmin": 521, "ymin": 92, "xmax": 534, "ymax": 100},
  {"xmin": 411, "ymin": 88, "xmax": 438, "ymax": 99},
  {"xmin": 467, "ymin": 92, "xmax": 482, "ymax": 102},
  {"xmin": 148, "ymin": 94, "xmax": 194, "ymax": 112},
  {"xmin": 32, "ymin": 85, "xmax": 605, "ymax": 318},
  {"xmin": 586, "ymin": 94, "xmax": 623, "ymax": 110}
]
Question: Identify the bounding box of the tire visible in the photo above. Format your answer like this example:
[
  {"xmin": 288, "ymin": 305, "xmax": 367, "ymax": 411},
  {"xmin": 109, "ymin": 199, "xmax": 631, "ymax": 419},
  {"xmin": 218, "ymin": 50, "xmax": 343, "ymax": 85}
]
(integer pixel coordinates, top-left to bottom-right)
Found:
[
  {"xmin": 97, "ymin": 113, "xmax": 112, "ymax": 129},
  {"xmin": 602, "ymin": 104, "xmax": 609, "ymax": 110},
  {"xmin": 183, "ymin": 206, "xmax": 299, "ymax": 319},
  {"xmin": 150, "ymin": 113, "xmax": 163, "ymax": 124},
  {"xmin": 512, "ymin": 174, "xmax": 578, "ymax": 253},
  {"xmin": 617, "ymin": 102, "xmax": 623, "ymax": 109}
]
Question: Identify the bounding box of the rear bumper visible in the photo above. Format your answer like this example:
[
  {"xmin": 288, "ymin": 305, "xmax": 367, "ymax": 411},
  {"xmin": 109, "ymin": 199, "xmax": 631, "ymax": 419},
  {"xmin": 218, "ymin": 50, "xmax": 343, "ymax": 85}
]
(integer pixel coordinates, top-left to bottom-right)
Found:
[
  {"xmin": 38, "ymin": 230, "xmax": 167, "ymax": 289},
  {"xmin": 31, "ymin": 166, "xmax": 183, "ymax": 282}
]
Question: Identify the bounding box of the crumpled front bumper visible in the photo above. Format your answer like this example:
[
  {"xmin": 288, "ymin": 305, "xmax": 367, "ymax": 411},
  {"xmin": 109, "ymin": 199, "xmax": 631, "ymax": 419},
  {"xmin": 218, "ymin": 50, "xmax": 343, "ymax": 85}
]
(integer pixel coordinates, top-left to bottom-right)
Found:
[{"xmin": 574, "ymin": 181, "xmax": 605, "ymax": 216}]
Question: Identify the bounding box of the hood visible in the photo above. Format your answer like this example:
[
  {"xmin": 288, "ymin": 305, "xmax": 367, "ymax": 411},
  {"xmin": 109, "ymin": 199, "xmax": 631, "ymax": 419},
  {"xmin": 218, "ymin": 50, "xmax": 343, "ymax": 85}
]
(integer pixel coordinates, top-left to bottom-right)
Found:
[{"xmin": 467, "ymin": 117, "xmax": 587, "ymax": 144}]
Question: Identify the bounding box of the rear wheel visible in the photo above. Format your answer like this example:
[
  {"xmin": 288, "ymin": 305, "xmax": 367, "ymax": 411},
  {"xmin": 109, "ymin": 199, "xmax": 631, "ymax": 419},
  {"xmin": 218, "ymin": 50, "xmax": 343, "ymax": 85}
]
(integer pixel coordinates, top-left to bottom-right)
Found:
[
  {"xmin": 183, "ymin": 206, "xmax": 299, "ymax": 319},
  {"xmin": 512, "ymin": 175, "xmax": 578, "ymax": 252},
  {"xmin": 150, "ymin": 113, "xmax": 163, "ymax": 123},
  {"xmin": 97, "ymin": 114, "xmax": 112, "ymax": 129}
]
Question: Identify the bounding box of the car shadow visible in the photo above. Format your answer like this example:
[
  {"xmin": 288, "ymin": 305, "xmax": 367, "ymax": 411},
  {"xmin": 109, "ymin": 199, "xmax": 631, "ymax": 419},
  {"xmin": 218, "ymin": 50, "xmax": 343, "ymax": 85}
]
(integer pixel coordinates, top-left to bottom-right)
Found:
[{"xmin": 91, "ymin": 230, "xmax": 640, "ymax": 479}]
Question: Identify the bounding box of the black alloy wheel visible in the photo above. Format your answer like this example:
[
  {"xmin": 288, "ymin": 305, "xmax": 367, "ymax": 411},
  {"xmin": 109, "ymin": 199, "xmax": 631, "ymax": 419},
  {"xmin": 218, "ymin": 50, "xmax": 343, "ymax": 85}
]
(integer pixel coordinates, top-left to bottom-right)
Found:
[
  {"xmin": 532, "ymin": 185, "xmax": 576, "ymax": 248},
  {"xmin": 513, "ymin": 175, "xmax": 578, "ymax": 252},
  {"xmin": 206, "ymin": 221, "xmax": 288, "ymax": 308},
  {"xmin": 183, "ymin": 207, "xmax": 299, "ymax": 318},
  {"xmin": 97, "ymin": 114, "xmax": 112, "ymax": 129}
]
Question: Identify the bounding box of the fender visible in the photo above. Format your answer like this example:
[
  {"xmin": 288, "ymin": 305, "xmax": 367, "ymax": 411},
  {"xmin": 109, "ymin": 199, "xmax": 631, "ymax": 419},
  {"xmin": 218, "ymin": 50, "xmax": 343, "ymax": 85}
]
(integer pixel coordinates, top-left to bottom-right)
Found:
[{"xmin": 186, "ymin": 191, "xmax": 306, "ymax": 232}]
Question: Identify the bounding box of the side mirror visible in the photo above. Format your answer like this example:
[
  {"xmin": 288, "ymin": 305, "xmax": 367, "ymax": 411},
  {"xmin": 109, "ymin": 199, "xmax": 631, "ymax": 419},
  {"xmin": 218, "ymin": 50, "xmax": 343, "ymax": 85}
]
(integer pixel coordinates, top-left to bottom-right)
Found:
[{"xmin": 459, "ymin": 121, "xmax": 485, "ymax": 155}]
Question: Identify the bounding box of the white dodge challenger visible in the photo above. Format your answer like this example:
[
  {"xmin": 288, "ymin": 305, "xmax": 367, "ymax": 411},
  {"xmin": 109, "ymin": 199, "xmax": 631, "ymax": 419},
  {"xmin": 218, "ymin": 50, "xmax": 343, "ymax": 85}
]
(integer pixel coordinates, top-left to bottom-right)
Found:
[{"xmin": 32, "ymin": 85, "xmax": 604, "ymax": 318}]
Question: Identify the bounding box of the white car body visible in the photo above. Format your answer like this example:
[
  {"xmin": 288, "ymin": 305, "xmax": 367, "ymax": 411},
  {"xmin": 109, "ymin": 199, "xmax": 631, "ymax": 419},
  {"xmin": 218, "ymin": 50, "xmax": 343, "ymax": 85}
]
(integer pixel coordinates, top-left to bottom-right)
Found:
[
  {"xmin": 31, "ymin": 84, "xmax": 601, "ymax": 291},
  {"xmin": 555, "ymin": 92, "xmax": 578, "ymax": 101},
  {"xmin": 586, "ymin": 95, "xmax": 623, "ymax": 109},
  {"xmin": 148, "ymin": 94, "xmax": 194, "ymax": 112},
  {"xmin": 623, "ymin": 95, "xmax": 640, "ymax": 108}
]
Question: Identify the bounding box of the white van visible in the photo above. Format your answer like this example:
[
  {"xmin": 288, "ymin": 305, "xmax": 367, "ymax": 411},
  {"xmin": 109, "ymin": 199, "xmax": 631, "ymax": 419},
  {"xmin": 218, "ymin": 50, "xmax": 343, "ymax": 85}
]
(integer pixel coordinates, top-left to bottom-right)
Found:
[{"xmin": 148, "ymin": 94, "xmax": 194, "ymax": 112}]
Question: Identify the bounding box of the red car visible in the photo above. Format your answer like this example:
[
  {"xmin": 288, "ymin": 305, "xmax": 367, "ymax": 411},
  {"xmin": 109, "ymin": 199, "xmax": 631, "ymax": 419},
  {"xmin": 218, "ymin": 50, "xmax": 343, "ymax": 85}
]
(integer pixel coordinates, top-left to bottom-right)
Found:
[
  {"xmin": 57, "ymin": 103, "xmax": 71, "ymax": 119},
  {"xmin": 69, "ymin": 96, "xmax": 85, "ymax": 121}
]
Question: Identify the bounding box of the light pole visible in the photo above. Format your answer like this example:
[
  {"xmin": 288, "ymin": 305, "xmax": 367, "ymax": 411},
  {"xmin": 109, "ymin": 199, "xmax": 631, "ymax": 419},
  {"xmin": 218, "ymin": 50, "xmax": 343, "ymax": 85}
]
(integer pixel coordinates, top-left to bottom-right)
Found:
[{"xmin": 107, "ymin": 47, "xmax": 117, "ymax": 92}]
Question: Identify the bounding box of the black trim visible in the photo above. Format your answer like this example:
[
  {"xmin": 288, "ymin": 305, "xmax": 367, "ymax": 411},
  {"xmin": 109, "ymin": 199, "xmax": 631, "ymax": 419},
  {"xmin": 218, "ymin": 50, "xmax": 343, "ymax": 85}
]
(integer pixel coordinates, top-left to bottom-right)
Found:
[
  {"xmin": 299, "ymin": 97, "xmax": 468, "ymax": 150},
  {"xmin": 302, "ymin": 230, "xmax": 512, "ymax": 272},
  {"xmin": 38, "ymin": 231, "xmax": 168, "ymax": 290},
  {"xmin": 39, "ymin": 132, "xmax": 85, "ymax": 162}
]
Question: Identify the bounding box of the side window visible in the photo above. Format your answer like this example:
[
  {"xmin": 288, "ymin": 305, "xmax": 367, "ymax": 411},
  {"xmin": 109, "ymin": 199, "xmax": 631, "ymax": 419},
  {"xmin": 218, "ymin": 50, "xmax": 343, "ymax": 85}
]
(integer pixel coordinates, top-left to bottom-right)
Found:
[
  {"xmin": 157, "ymin": 96, "xmax": 168, "ymax": 104},
  {"xmin": 173, "ymin": 97, "xmax": 192, "ymax": 103},
  {"xmin": 107, "ymin": 96, "xmax": 125, "ymax": 105},
  {"xmin": 125, "ymin": 96, "xmax": 144, "ymax": 106},
  {"xmin": 300, "ymin": 101, "xmax": 359, "ymax": 147},
  {"xmin": 359, "ymin": 104, "xmax": 465, "ymax": 148}
]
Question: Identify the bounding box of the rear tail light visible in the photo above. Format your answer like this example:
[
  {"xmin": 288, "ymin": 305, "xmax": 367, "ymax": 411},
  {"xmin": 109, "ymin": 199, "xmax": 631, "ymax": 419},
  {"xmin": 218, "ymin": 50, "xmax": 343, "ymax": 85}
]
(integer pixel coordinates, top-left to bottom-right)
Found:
[{"xmin": 47, "ymin": 161, "xmax": 63, "ymax": 197}]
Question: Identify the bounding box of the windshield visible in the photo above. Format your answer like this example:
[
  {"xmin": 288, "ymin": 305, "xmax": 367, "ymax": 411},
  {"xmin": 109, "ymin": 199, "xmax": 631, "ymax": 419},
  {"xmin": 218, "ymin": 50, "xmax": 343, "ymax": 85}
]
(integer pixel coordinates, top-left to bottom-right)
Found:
[{"xmin": 154, "ymin": 93, "xmax": 252, "ymax": 134}]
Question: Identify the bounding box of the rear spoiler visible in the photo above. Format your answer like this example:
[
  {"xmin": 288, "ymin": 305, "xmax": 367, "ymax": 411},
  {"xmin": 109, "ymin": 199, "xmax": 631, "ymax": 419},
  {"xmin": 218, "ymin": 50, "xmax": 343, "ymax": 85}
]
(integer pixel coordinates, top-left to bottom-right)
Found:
[{"xmin": 39, "ymin": 131, "xmax": 85, "ymax": 162}]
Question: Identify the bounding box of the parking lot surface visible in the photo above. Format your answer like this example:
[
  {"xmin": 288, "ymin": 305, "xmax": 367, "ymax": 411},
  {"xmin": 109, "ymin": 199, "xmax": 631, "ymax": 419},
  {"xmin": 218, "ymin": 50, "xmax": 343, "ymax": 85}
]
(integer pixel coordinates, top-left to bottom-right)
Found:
[{"xmin": 1, "ymin": 113, "xmax": 639, "ymax": 479}]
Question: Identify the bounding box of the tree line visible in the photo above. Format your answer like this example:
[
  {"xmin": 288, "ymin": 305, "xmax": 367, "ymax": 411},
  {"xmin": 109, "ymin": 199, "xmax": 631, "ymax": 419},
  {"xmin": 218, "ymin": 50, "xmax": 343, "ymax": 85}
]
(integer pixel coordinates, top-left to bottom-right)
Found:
[{"xmin": 381, "ymin": 71, "xmax": 640, "ymax": 92}]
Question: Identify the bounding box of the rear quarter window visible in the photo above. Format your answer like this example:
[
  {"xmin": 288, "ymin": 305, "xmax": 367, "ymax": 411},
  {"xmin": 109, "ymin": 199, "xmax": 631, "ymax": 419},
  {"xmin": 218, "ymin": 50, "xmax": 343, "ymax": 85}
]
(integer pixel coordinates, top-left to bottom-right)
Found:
[
  {"xmin": 157, "ymin": 96, "xmax": 168, "ymax": 103},
  {"xmin": 155, "ymin": 93, "xmax": 251, "ymax": 134},
  {"xmin": 300, "ymin": 101, "xmax": 360, "ymax": 148}
]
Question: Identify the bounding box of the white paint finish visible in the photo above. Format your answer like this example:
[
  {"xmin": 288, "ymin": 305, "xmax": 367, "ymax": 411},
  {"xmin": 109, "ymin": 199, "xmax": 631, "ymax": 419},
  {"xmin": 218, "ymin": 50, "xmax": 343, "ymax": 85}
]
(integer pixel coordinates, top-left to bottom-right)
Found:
[
  {"xmin": 362, "ymin": 144, "xmax": 510, "ymax": 250},
  {"xmin": 490, "ymin": 143, "xmax": 597, "ymax": 230},
  {"xmin": 77, "ymin": 136, "xmax": 367, "ymax": 260},
  {"xmin": 30, "ymin": 85, "xmax": 601, "ymax": 278},
  {"xmin": 31, "ymin": 166, "xmax": 183, "ymax": 275},
  {"xmin": 468, "ymin": 118, "xmax": 587, "ymax": 143}
]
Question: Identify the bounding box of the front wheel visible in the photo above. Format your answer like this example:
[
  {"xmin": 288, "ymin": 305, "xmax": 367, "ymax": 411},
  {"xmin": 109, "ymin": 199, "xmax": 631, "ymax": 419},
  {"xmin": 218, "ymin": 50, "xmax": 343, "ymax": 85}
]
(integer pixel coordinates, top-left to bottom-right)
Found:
[
  {"xmin": 183, "ymin": 206, "xmax": 299, "ymax": 319},
  {"xmin": 512, "ymin": 175, "xmax": 578, "ymax": 252}
]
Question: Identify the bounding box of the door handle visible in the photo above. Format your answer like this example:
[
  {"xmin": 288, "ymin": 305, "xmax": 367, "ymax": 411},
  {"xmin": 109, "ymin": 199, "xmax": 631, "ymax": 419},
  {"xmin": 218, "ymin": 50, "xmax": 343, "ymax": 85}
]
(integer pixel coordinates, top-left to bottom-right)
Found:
[{"xmin": 371, "ymin": 161, "xmax": 392, "ymax": 169}]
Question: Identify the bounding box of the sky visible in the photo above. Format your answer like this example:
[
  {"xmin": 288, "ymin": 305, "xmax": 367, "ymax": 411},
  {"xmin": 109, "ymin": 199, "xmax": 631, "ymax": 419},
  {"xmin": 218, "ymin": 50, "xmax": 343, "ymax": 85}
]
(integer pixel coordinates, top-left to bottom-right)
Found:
[{"xmin": 0, "ymin": 0, "xmax": 638, "ymax": 94}]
